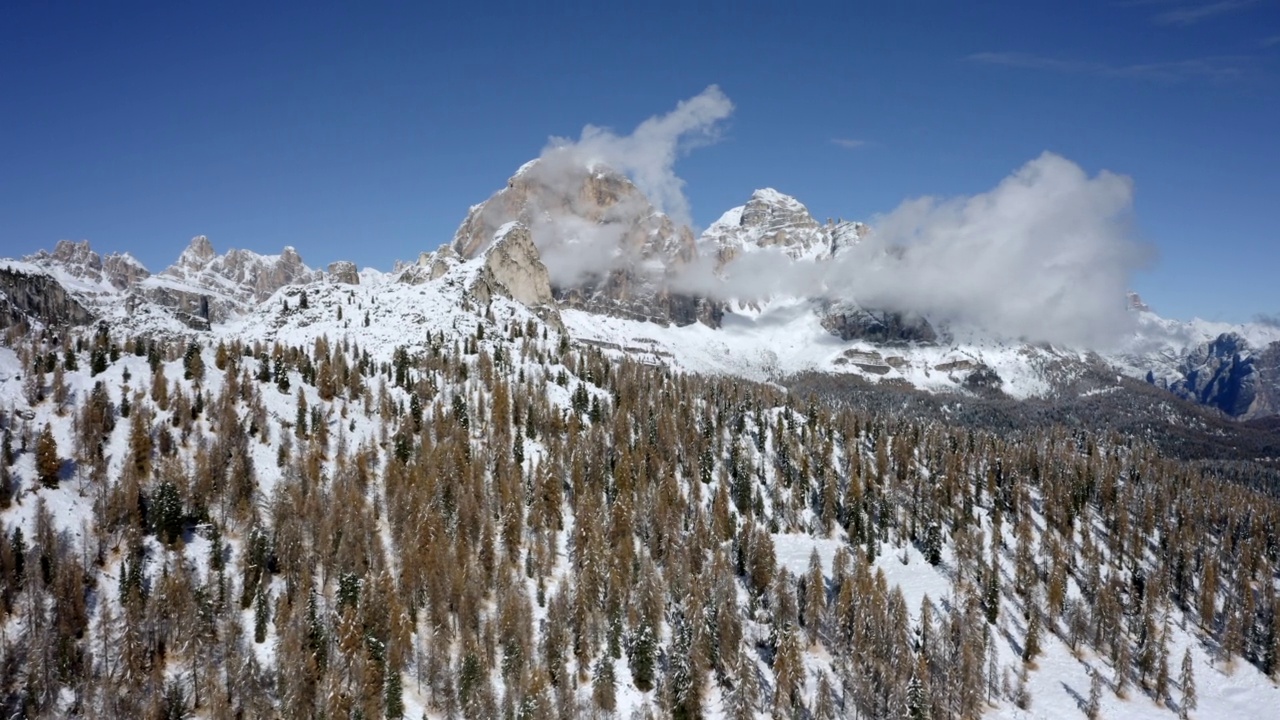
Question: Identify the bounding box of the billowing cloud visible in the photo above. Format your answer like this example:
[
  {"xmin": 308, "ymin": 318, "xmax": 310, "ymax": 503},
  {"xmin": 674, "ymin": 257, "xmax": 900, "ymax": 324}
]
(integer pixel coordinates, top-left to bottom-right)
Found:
[
  {"xmin": 673, "ymin": 153, "xmax": 1151, "ymax": 348},
  {"xmin": 496, "ymin": 89, "xmax": 1150, "ymax": 348},
  {"xmin": 543, "ymin": 85, "xmax": 733, "ymax": 229},
  {"xmin": 830, "ymin": 152, "xmax": 1152, "ymax": 348}
]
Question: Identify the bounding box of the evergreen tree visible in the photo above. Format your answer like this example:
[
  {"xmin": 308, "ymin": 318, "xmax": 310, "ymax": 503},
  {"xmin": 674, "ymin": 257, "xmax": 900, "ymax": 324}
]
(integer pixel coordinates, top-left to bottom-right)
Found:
[
  {"xmin": 629, "ymin": 618, "xmax": 658, "ymax": 693},
  {"xmin": 1085, "ymin": 669, "xmax": 1102, "ymax": 720},
  {"xmin": 724, "ymin": 648, "xmax": 759, "ymax": 720},
  {"xmin": 906, "ymin": 671, "xmax": 929, "ymax": 720},
  {"xmin": 925, "ymin": 523, "xmax": 943, "ymax": 566},
  {"xmin": 254, "ymin": 586, "xmax": 269, "ymax": 643},
  {"xmin": 592, "ymin": 654, "xmax": 616, "ymax": 714},
  {"xmin": 384, "ymin": 667, "xmax": 404, "ymax": 719},
  {"xmin": 1179, "ymin": 648, "xmax": 1196, "ymax": 719},
  {"xmin": 151, "ymin": 480, "xmax": 184, "ymax": 544},
  {"xmin": 1022, "ymin": 604, "xmax": 1042, "ymax": 666},
  {"xmin": 773, "ymin": 621, "xmax": 804, "ymax": 714},
  {"xmin": 35, "ymin": 423, "xmax": 61, "ymax": 488}
]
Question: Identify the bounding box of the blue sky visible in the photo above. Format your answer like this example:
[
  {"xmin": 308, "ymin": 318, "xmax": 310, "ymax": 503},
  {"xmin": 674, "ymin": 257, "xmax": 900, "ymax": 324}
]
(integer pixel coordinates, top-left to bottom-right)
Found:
[{"xmin": 2, "ymin": 1, "xmax": 1277, "ymax": 322}]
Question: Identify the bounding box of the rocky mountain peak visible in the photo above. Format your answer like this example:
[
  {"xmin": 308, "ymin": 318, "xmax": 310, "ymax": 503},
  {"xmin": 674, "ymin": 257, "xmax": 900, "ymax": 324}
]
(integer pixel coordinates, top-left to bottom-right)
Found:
[
  {"xmin": 179, "ymin": 235, "xmax": 217, "ymax": 267},
  {"xmin": 451, "ymin": 157, "xmax": 707, "ymax": 326},
  {"xmin": 23, "ymin": 239, "xmax": 150, "ymax": 291},
  {"xmin": 280, "ymin": 246, "xmax": 303, "ymax": 267},
  {"xmin": 700, "ymin": 188, "xmax": 831, "ymax": 267},
  {"xmin": 49, "ymin": 239, "xmax": 99, "ymax": 267},
  {"xmin": 740, "ymin": 188, "xmax": 820, "ymax": 233},
  {"xmin": 327, "ymin": 261, "xmax": 360, "ymax": 285},
  {"xmin": 470, "ymin": 222, "xmax": 557, "ymax": 317},
  {"xmin": 1127, "ymin": 291, "xmax": 1152, "ymax": 313}
]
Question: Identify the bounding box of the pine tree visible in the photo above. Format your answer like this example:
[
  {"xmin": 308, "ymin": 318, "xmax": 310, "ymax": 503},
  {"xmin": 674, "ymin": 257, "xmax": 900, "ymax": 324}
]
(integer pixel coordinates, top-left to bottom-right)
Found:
[
  {"xmin": 1085, "ymin": 668, "xmax": 1102, "ymax": 720},
  {"xmin": 384, "ymin": 667, "xmax": 404, "ymax": 719},
  {"xmin": 1179, "ymin": 648, "xmax": 1196, "ymax": 719},
  {"xmin": 1155, "ymin": 616, "xmax": 1171, "ymax": 704},
  {"xmin": 629, "ymin": 618, "xmax": 657, "ymax": 693},
  {"xmin": 773, "ymin": 621, "xmax": 804, "ymax": 714},
  {"xmin": 151, "ymin": 480, "xmax": 184, "ymax": 544},
  {"xmin": 0, "ymin": 451, "xmax": 11, "ymax": 509},
  {"xmin": 906, "ymin": 670, "xmax": 929, "ymax": 720},
  {"xmin": 724, "ymin": 647, "xmax": 759, "ymax": 720},
  {"xmin": 592, "ymin": 654, "xmax": 616, "ymax": 714},
  {"xmin": 254, "ymin": 586, "xmax": 269, "ymax": 643},
  {"xmin": 36, "ymin": 423, "xmax": 61, "ymax": 488},
  {"xmin": 925, "ymin": 523, "xmax": 943, "ymax": 566},
  {"xmin": 1022, "ymin": 604, "xmax": 1042, "ymax": 666}
]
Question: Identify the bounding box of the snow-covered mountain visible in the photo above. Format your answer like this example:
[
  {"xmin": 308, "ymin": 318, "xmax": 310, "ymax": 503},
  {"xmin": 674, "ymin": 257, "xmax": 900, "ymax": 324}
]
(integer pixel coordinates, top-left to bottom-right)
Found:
[
  {"xmin": 3, "ymin": 160, "xmax": 1279, "ymax": 420},
  {"xmin": 698, "ymin": 188, "xmax": 867, "ymax": 266},
  {"xmin": 4, "ymin": 160, "xmax": 1280, "ymax": 720}
]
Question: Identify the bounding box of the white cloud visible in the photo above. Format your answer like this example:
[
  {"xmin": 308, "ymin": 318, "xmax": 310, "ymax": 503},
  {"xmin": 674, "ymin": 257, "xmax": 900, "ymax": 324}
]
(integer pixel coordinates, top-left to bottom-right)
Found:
[
  {"xmin": 542, "ymin": 85, "xmax": 733, "ymax": 228},
  {"xmin": 826, "ymin": 152, "xmax": 1152, "ymax": 348},
  {"xmin": 831, "ymin": 138, "xmax": 867, "ymax": 150},
  {"xmin": 673, "ymin": 152, "xmax": 1151, "ymax": 348}
]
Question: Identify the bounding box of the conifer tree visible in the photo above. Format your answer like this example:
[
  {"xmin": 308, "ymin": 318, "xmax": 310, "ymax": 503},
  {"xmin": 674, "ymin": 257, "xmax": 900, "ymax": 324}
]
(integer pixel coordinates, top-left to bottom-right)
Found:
[
  {"xmin": 1179, "ymin": 648, "xmax": 1196, "ymax": 719},
  {"xmin": 773, "ymin": 621, "xmax": 804, "ymax": 714},
  {"xmin": 36, "ymin": 423, "xmax": 61, "ymax": 488},
  {"xmin": 384, "ymin": 667, "xmax": 404, "ymax": 719},
  {"xmin": 724, "ymin": 647, "xmax": 759, "ymax": 720},
  {"xmin": 1085, "ymin": 668, "xmax": 1102, "ymax": 720},
  {"xmin": 629, "ymin": 616, "xmax": 658, "ymax": 693},
  {"xmin": 592, "ymin": 654, "xmax": 616, "ymax": 714}
]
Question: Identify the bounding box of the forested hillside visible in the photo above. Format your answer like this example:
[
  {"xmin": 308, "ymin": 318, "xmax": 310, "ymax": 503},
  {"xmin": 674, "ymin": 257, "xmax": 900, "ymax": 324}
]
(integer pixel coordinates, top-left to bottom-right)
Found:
[{"xmin": 1, "ymin": 303, "xmax": 1278, "ymax": 719}]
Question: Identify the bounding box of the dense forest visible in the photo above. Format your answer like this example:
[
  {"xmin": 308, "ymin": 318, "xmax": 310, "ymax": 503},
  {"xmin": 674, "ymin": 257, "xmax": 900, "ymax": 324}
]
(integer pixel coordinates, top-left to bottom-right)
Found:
[{"xmin": 0, "ymin": 302, "xmax": 1278, "ymax": 719}]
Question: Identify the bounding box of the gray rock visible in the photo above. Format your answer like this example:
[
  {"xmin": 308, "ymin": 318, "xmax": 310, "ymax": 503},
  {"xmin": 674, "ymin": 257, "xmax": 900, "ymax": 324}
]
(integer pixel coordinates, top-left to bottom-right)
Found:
[
  {"xmin": 327, "ymin": 261, "xmax": 360, "ymax": 285},
  {"xmin": 0, "ymin": 266, "xmax": 94, "ymax": 328},
  {"xmin": 820, "ymin": 304, "xmax": 937, "ymax": 345}
]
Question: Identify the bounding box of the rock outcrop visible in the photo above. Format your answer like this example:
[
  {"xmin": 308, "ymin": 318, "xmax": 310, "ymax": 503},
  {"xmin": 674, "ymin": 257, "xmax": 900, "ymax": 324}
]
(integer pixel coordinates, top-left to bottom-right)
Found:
[
  {"xmin": 0, "ymin": 265, "xmax": 94, "ymax": 328},
  {"xmin": 451, "ymin": 158, "xmax": 713, "ymax": 326},
  {"xmin": 699, "ymin": 188, "xmax": 869, "ymax": 266},
  {"xmin": 470, "ymin": 223, "xmax": 555, "ymax": 309},
  {"xmin": 327, "ymin": 261, "xmax": 360, "ymax": 285},
  {"xmin": 1143, "ymin": 333, "xmax": 1272, "ymax": 419},
  {"xmin": 24, "ymin": 240, "xmax": 150, "ymax": 291},
  {"xmin": 820, "ymin": 304, "xmax": 938, "ymax": 345},
  {"xmin": 1156, "ymin": 333, "xmax": 1277, "ymax": 419}
]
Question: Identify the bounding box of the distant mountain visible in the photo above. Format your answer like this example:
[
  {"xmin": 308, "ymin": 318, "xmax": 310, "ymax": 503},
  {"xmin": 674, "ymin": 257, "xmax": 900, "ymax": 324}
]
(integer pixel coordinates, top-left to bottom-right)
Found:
[{"xmin": 3, "ymin": 159, "xmax": 1279, "ymax": 419}]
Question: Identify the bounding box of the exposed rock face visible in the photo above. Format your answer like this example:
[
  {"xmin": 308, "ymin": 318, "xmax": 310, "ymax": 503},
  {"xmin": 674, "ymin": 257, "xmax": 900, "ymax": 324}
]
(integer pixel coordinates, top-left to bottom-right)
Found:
[
  {"xmin": 0, "ymin": 266, "xmax": 94, "ymax": 328},
  {"xmin": 699, "ymin": 188, "xmax": 869, "ymax": 267},
  {"xmin": 327, "ymin": 261, "xmax": 360, "ymax": 285},
  {"xmin": 1157, "ymin": 330, "xmax": 1274, "ymax": 415},
  {"xmin": 161, "ymin": 237, "xmax": 320, "ymax": 304},
  {"xmin": 126, "ymin": 284, "xmax": 218, "ymax": 330},
  {"xmin": 470, "ymin": 223, "xmax": 555, "ymax": 309},
  {"xmin": 451, "ymin": 159, "xmax": 714, "ymax": 326},
  {"xmin": 1253, "ymin": 342, "xmax": 1280, "ymax": 419},
  {"xmin": 1158, "ymin": 333, "xmax": 1270, "ymax": 418},
  {"xmin": 24, "ymin": 240, "xmax": 150, "ymax": 291},
  {"xmin": 820, "ymin": 304, "xmax": 938, "ymax": 345}
]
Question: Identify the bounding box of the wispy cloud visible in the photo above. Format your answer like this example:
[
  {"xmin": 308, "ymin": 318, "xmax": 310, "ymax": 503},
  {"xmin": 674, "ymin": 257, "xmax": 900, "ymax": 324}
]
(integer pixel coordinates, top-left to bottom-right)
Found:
[
  {"xmin": 1263, "ymin": 34, "xmax": 1280, "ymax": 47},
  {"xmin": 831, "ymin": 138, "xmax": 867, "ymax": 150},
  {"xmin": 1152, "ymin": 0, "xmax": 1258, "ymax": 26},
  {"xmin": 967, "ymin": 51, "xmax": 1249, "ymax": 83},
  {"xmin": 1256, "ymin": 312, "xmax": 1280, "ymax": 328}
]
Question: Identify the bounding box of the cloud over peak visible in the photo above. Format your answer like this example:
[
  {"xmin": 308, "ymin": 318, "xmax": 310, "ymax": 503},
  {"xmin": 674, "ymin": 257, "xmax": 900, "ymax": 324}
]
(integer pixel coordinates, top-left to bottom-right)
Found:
[{"xmin": 543, "ymin": 85, "xmax": 733, "ymax": 229}]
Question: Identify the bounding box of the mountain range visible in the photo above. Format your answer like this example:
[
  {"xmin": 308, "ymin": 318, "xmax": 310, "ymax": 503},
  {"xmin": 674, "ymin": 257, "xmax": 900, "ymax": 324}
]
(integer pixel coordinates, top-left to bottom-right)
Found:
[{"xmin": 4, "ymin": 158, "xmax": 1279, "ymax": 421}]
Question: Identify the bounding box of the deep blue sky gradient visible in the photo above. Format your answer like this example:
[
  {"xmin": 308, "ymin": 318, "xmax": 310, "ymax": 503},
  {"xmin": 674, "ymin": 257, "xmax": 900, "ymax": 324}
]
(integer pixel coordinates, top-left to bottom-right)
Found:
[{"xmin": 2, "ymin": 1, "xmax": 1278, "ymax": 321}]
